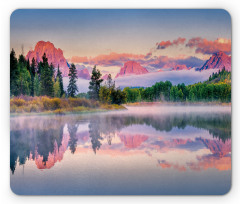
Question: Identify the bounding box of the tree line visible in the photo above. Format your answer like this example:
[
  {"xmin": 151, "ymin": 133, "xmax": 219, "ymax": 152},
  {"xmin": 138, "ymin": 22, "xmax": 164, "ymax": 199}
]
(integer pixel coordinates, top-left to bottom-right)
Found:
[
  {"xmin": 123, "ymin": 69, "xmax": 231, "ymax": 103},
  {"xmin": 11, "ymin": 49, "xmax": 231, "ymax": 104},
  {"xmin": 10, "ymin": 49, "xmax": 127, "ymax": 104},
  {"xmin": 10, "ymin": 49, "xmax": 68, "ymax": 97}
]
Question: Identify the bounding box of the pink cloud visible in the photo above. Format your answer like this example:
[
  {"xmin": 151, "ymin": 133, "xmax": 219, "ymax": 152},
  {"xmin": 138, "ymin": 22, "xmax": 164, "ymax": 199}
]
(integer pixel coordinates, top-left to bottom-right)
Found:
[
  {"xmin": 70, "ymin": 52, "xmax": 145, "ymax": 66},
  {"xmin": 156, "ymin": 37, "xmax": 186, "ymax": 49},
  {"xmin": 70, "ymin": 56, "xmax": 88, "ymax": 64},
  {"xmin": 186, "ymin": 37, "xmax": 231, "ymax": 55}
]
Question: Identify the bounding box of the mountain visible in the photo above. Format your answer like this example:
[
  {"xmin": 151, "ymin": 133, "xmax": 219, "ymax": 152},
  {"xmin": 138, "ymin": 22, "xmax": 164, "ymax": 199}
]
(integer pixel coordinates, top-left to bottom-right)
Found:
[
  {"xmin": 33, "ymin": 132, "xmax": 69, "ymax": 169},
  {"xmin": 119, "ymin": 133, "xmax": 148, "ymax": 148},
  {"xmin": 26, "ymin": 41, "xmax": 69, "ymax": 76},
  {"xmin": 199, "ymin": 51, "xmax": 231, "ymax": 71},
  {"xmin": 77, "ymin": 68, "xmax": 91, "ymax": 80},
  {"xmin": 115, "ymin": 61, "xmax": 149, "ymax": 78},
  {"xmin": 172, "ymin": 64, "xmax": 190, "ymax": 71},
  {"xmin": 197, "ymin": 138, "xmax": 231, "ymax": 158}
]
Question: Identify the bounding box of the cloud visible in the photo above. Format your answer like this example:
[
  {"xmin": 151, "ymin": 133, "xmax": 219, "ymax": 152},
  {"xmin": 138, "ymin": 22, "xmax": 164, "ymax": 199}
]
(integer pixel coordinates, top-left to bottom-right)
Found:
[
  {"xmin": 70, "ymin": 56, "xmax": 88, "ymax": 64},
  {"xmin": 186, "ymin": 37, "xmax": 231, "ymax": 55},
  {"xmin": 156, "ymin": 37, "xmax": 186, "ymax": 49},
  {"xmin": 68, "ymin": 37, "xmax": 228, "ymax": 71},
  {"xmin": 142, "ymin": 55, "xmax": 204, "ymax": 69},
  {"xmin": 70, "ymin": 52, "xmax": 145, "ymax": 67}
]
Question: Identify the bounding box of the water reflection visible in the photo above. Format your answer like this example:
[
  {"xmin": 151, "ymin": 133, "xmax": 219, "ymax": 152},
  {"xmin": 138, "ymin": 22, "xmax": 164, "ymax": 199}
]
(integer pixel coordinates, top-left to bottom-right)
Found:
[{"xmin": 10, "ymin": 106, "xmax": 231, "ymax": 195}]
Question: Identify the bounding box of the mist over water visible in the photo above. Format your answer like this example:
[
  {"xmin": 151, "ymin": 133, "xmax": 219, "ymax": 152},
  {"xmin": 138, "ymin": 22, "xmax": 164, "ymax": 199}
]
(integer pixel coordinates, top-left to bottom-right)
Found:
[
  {"xmin": 63, "ymin": 69, "xmax": 214, "ymax": 93},
  {"xmin": 10, "ymin": 105, "xmax": 231, "ymax": 195}
]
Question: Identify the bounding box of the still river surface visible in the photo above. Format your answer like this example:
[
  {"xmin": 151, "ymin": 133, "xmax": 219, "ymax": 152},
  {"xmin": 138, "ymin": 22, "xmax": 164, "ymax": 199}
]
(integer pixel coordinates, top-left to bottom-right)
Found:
[{"xmin": 10, "ymin": 105, "xmax": 231, "ymax": 195}]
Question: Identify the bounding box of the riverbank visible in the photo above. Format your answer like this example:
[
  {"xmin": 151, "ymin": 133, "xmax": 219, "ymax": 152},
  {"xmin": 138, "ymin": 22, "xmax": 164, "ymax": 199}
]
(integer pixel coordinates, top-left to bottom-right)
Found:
[
  {"xmin": 10, "ymin": 96, "xmax": 126, "ymax": 116},
  {"xmin": 126, "ymin": 101, "xmax": 231, "ymax": 107}
]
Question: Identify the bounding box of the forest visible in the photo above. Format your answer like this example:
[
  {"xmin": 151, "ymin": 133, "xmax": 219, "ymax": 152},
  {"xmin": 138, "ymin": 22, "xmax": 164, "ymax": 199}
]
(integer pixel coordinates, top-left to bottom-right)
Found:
[
  {"xmin": 10, "ymin": 49, "xmax": 231, "ymax": 114},
  {"xmin": 123, "ymin": 68, "xmax": 231, "ymax": 103}
]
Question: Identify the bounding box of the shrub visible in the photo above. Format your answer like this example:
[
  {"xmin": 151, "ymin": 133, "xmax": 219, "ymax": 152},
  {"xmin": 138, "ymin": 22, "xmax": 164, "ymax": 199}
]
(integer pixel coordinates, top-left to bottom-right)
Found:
[
  {"xmin": 53, "ymin": 109, "xmax": 65, "ymax": 115},
  {"xmin": 10, "ymin": 98, "xmax": 26, "ymax": 107},
  {"xmin": 30, "ymin": 104, "xmax": 38, "ymax": 112},
  {"xmin": 41, "ymin": 97, "xmax": 52, "ymax": 110},
  {"xmin": 51, "ymin": 98, "xmax": 61, "ymax": 110},
  {"xmin": 10, "ymin": 105, "xmax": 17, "ymax": 113}
]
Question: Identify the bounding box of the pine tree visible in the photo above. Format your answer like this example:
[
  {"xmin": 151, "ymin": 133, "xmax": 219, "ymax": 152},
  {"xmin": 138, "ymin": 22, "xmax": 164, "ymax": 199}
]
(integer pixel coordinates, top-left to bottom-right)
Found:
[
  {"xmin": 56, "ymin": 65, "xmax": 64, "ymax": 97},
  {"xmin": 34, "ymin": 75, "xmax": 40, "ymax": 96},
  {"xmin": 10, "ymin": 49, "xmax": 20, "ymax": 96},
  {"xmin": 26, "ymin": 59, "xmax": 30, "ymax": 72},
  {"xmin": 29, "ymin": 58, "xmax": 36, "ymax": 96},
  {"xmin": 88, "ymin": 65, "xmax": 103, "ymax": 100},
  {"xmin": 31, "ymin": 57, "xmax": 36, "ymax": 76},
  {"xmin": 67, "ymin": 63, "xmax": 78, "ymax": 97},
  {"xmin": 17, "ymin": 54, "xmax": 30, "ymax": 95},
  {"xmin": 40, "ymin": 53, "xmax": 54, "ymax": 97},
  {"xmin": 18, "ymin": 65, "xmax": 31, "ymax": 95},
  {"xmin": 49, "ymin": 63, "xmax": 55, "ymax": 80},
  {"xmin": 54, "ymin": 77, "xmax": 61, "ymax": 98}
]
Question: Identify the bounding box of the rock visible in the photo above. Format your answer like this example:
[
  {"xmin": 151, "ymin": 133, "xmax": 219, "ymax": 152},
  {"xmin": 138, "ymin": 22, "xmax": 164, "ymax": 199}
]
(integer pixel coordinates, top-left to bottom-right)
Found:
[
  {"xmin": 115, "ymin": 61, "xmax": 148, "ymax": 78},
  {"xmin": 26, "ymin": 41, "xmax": 69, "ymax": 76}
]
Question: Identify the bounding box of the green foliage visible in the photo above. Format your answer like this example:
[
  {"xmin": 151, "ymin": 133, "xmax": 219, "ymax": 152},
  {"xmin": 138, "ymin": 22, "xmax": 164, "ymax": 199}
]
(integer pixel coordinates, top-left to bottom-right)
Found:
[
  {"xmin": 207, "ymin": 67, "xmax": 231, "ymax": 84},
  {"xmin": 29, "ymin": 58, "xmax": 36, "ymax": 96},
  {"xmin": 123, "ymin": 77, "xmax": 231, "ymax": 103},
  {"xmin": 9, "ymin": 49, "xmax": 231, "ymax": 104},
  {"xmin": 123, "ymin": 87, "xmax": 141, "ymax": 102},
  {"xmin": 67, "ymin": 63, "xmax": 78, "ymax": 97},
  {"xmin": 88, "ymin": 65, "xmax": 103, "ymax": 100},
  {"xmin": 18, "ymin": 64, "xmax": 31, "ymax": 96},
  {"xmin": 76, "ymin": 92, "xmax": 89, "ymax": 99},
  {"xmin": 40, "ymin": 53, "xmax": 54, "ymax": 97},
  {"xmin": 99, "ymin": 74, "xmax": 126, "ymax": 105},
  {"xmin": 10, "ymin": 49, "xmax": 20, "ymax": 96},
  {"xmin": 56, "ymin": 65, "xmax": 64, "ymax": 97},
  {"xmin": 34, "ymin": 75, "xmax": 40, "ymax": 96},
  {"xmin": 54, "ymin": 77, "xmax": 61, "ymax": 98}
]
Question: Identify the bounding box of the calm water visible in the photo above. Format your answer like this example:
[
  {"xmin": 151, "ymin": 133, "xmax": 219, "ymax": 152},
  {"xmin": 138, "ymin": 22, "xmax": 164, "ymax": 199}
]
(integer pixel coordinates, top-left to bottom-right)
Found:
[{"xmin": 10, "ymin": 105, "xmax": 231, "ymax": 195}]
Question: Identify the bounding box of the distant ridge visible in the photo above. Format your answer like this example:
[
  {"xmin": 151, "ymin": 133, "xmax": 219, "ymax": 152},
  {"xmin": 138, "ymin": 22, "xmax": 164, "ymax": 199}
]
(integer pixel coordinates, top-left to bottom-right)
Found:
[
  {"xmin": 115, "ymin": 61, "xmax": 148, "ymax": 78},
  {"xmin": 26, "ymin": 41, "xmax": 69, "ymax": 76},
  {"xmin": 198, "ymin": 51, "xmax": 231, "ymax": 71}
]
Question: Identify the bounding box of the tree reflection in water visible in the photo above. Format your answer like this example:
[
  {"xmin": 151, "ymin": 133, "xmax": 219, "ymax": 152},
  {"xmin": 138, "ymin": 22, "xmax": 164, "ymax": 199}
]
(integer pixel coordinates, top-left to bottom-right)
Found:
[
  {"xmin": 89, "ymin": 117, "xmax": 103, "ymax": 154},
  {"xmin": 10, "ymin": 112, "xmax": 231, "ymax": 174},
  {"xmin": 68, "ymin": 122, "xmax": 78, "ymax": 154}
]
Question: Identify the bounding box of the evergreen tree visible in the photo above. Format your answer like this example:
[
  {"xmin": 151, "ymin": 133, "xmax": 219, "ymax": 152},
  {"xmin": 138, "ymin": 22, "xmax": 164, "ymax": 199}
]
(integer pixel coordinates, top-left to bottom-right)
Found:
[
  {"xmin": 18, "ymin": 65, "xmax": 31, "ymax": 95},
  {"xmin": 54, "ymin": 77, "xmax": 61, "ymax": 98},
  {"xmin": 29, "ymin": 58, "xmax": 36, "ymax": 96},
  {"xmin": 10, "ymin": 49, "xmax": 20, "ymax": 96},
  {"xmin": 40, "ymin": 53, "xmax": 54, "ymax": 97},
  {"xmin": 18, "ymin": 54, "xmax": 27, "ymax": 68},
  {"xmin": 37, "ymin": 61, "xmax": 43, "ymax": 77},
  {"xmin": 56, "ymin": 65, "xmax": 64, "ymax": 97},
  {"xmin": 49, "ymin": 63, "xmax": 55, "ymax": 80},
  {"xmin": 30, "ymin": 58, "xmax": 36, "ymax": 76},
  {"xmin": 34, "ymin": 75, "xmax": 40, "ymax": 96},
  {"xmin": 88, "ymin": 65, "xmax": 103, "ymax": 100},
  {"xmin": 26, "ymin": 59, "xmax": 30, "ymax": 72},
  {"xmin": 67, "ymin": 63, "xmax": 78, "ymax": 97},
  {"xmin": 17, "ymin": 54, "xmax": 30, "ymax": 95}
]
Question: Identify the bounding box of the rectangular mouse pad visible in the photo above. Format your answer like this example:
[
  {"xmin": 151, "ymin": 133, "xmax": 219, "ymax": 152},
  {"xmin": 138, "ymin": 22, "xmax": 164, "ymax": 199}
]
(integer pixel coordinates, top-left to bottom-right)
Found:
[{"xmin": 10, "ymin": 9, "xmax": 231, "ymax": 195}]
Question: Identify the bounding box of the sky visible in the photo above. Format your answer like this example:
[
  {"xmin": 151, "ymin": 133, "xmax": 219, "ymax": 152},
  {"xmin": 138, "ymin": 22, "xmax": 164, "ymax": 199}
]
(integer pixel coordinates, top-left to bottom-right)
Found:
[{"xmin": 11, "ymin": 9, "xmax": 231, "ymax": 59}]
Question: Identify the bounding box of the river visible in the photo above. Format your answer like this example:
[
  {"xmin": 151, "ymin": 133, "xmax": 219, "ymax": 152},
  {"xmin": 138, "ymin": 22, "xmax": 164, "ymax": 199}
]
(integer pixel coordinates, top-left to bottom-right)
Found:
[{"xmin": 10, "ymin": 104, "xmax": 231, "ymax": 195}]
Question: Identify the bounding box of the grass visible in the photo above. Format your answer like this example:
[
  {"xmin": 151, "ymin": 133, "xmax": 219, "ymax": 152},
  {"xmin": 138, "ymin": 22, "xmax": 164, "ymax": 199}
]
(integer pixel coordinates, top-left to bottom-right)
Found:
[{"xmin": 10, "ymin": 96, "xmax": 126, "ymax": 115}]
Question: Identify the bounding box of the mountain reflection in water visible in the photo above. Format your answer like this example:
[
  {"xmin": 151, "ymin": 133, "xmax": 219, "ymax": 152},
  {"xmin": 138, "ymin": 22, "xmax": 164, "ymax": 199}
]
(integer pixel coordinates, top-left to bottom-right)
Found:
[{"xmin": 10, "ymin": 106, "xmax": 231, "ymax": 195}]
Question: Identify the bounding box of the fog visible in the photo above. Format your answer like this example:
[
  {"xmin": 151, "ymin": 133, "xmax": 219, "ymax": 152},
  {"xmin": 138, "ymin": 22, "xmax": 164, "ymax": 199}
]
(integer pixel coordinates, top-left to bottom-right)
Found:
[{"xmin": 63, "ymin": 69, "xmax": 215, "ymax": 93}]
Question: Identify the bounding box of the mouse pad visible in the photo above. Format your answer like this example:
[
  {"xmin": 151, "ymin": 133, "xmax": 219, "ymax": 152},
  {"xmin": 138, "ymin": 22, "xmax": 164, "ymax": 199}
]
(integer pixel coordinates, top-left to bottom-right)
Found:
[{"xmin": 10, "ymin": 9, "xmax": 231, "ymax": 195}]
